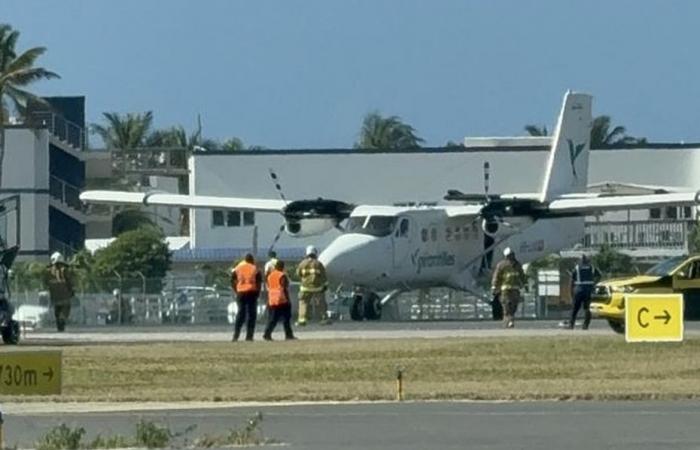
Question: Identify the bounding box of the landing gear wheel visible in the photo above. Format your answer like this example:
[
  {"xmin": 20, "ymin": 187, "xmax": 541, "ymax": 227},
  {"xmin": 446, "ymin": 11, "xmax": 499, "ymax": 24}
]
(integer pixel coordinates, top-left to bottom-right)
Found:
[
  {"xmin": 1, "ymin": 320, "xmax": 20, "ymax": 345},
  {"xmin": 350, "ymin": 295, "xmax": 364, "ymax": 321},
  {"xmin": 363, "ymin": 292, "xmax": 381, "ymax": 321},
  {"xmin": 607, "ymin": 319, "xmax": 625, "ymax": 335}
]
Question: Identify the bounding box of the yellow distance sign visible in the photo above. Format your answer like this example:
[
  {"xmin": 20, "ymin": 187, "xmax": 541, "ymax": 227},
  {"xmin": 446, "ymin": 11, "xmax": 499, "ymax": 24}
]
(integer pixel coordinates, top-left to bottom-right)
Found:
[
  {"xmin": 625, "ymin": 294, "xmax": 684, "ymax": 343},
  {"xmin": 0, "ymin": 350, "xmax": 62, "ymax": 395}
]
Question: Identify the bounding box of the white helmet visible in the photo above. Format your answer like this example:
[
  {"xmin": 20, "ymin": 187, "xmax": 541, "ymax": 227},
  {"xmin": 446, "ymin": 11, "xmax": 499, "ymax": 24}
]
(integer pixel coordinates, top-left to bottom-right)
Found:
[
  {"xmin": 50, "ymin": 252, "xmax": 65, "ymax": 265},
  {"xmin": 503, "ymin": 247, "xmax": 513, "ymax": 257},
  {"xmin": 305, "ymin": 245, "xmax": 318, "ymax": 257}
]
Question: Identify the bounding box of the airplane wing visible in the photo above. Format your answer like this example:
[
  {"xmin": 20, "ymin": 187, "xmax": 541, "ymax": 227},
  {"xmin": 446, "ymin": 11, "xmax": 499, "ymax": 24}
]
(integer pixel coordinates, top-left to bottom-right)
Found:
[
  {"xmin": 79, "ymin": 190, "xmax": 287, "ymax": 213},
  {"xmin": 547, "ymin": 191, "xmax": 700, "ymax": 214},
  {"xmin": 444, "ymin": 205, "xmax": 484, "ymax": 218}
]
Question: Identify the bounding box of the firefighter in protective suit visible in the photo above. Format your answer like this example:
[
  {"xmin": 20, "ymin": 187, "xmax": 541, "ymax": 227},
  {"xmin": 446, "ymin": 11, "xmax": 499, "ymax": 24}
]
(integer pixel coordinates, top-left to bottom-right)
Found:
[
  {"xmin": 45, "ymin": 252, "xmax": 74, "ymax": 332},
  {"xmin": 491, "ymin": 247, "xmax": 526, "ymax": 328},
  {"xmin": 296, "ymin": 245, "xmax": 329, "ymax": 325}
]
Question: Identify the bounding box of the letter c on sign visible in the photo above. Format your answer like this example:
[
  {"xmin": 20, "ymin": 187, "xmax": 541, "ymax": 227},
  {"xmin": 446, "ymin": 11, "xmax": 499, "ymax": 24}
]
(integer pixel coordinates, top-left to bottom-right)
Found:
[{"xmin": 637, "ymin": 307, "xmax": 650, "ymax": 328}]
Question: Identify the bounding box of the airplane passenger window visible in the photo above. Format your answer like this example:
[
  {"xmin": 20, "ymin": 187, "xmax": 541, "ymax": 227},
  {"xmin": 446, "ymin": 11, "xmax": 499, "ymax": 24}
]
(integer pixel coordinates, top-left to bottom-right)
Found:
[
  {"xmin": 431, "ymin": 228, "xmax": 438, "ymax": 241},
  {"xmin": 454, "ymin": 227, "xmax": 461, "ymax": 241},
  {"xmin": 399, "ymin": 219, "xmax": 409, "ymax": 237},
  {"xmin": 421, "ymin": 228, "xmax": 428, "ymax": 242},
  {"xmin": 463, "ymin": 225, "xmax": 470, "ymax": 239},
  {"xmin": 445, "ymin": 227, "xmax": 452, "ymax": 241}
]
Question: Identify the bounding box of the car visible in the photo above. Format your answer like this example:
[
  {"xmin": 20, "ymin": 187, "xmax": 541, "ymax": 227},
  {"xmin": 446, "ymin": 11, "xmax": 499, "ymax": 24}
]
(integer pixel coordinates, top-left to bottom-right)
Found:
[{"xmin": 590, "ymin": 255, "xmax": 700, "ymax": 334}]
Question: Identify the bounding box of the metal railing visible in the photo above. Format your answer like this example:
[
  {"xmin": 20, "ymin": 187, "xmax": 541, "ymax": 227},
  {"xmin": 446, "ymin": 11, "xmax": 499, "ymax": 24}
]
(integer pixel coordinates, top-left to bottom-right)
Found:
[
  {"xmin": 581, "ymin": 220, "xmax": 693, "ymax": 250},
  {"xmin": 30, "ymin": 111, "xmax": 85, "ymax": 150},
  {"xmin": 49, "ymin": 175, "xmax": 83, "ymax": 212}
]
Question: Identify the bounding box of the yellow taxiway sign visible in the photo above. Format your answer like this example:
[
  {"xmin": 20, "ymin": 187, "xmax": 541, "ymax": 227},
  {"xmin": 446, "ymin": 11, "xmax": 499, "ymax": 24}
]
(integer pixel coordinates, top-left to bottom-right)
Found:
[
  {"xmin": 625, "ymin": 294, "xmax": 684, "ymax": 343},
  {"xmin": 0, "ymin": 350, "xmax": 62, "ymax": 395}
]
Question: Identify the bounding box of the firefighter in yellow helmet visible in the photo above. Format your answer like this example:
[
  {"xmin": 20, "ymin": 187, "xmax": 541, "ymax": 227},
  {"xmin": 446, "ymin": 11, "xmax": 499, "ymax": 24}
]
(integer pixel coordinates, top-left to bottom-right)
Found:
[
  {"xmin": 45, "ymin": 252, "xmax": 74, "ymax": 332},
  {"xmin": 296, "ymin": 245, "xmax": 329, "ymax": 325},
  {"xmin": 491, "ymin": 247, "xmax": 526, "ymax": 328}
]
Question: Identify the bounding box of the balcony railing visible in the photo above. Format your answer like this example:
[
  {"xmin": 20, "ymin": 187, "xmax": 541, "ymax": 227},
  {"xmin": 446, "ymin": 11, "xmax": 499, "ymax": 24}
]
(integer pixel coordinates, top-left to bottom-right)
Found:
[
  {"xmin": 581, "ymin": 220, "xmax": 694, "ymax": 250},
  {"xmin": 49, "ymin": 175, "xmax": 83, "ymax": 212},
  {"xmin": 30, "ymin": 111, "xmax": 85, "ymax": 150}
]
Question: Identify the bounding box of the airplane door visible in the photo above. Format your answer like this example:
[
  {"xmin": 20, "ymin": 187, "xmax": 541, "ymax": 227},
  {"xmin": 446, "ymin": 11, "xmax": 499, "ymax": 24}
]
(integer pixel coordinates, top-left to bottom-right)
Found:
[{"xmin": 393, "ymin": 217, "xmax": 412, "ymax": 268}]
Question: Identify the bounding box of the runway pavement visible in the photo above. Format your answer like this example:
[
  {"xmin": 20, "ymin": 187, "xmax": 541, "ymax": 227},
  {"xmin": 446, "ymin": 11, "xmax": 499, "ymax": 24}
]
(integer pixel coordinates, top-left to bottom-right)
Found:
[
  {"xmin": 5, "ymin": 400, "xmax": 700, "ymax": 449},
  {"xmin": 16, "ymin": 319, "xmax": 693, "ymax": 344}
]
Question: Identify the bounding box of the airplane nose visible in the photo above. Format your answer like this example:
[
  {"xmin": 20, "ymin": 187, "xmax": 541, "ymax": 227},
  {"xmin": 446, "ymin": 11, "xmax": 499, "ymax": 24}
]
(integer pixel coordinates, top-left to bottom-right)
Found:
[{"xmin": 320, "ymin": 234, "xmax": 381, "ymax": 283}]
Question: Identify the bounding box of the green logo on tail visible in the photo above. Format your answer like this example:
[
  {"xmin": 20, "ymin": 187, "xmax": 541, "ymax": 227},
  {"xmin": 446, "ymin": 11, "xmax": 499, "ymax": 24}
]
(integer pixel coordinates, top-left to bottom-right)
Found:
[{"xmin": 567, "ymin": 139, "xmax": 586, "ymax": 178}]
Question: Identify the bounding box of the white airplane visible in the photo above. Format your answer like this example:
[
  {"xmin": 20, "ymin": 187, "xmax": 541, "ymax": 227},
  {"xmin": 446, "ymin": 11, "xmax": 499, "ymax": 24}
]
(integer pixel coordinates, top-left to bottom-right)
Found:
[{"xmin": 80, "ymin": 91, "xmax": 700, "ymax": 308}]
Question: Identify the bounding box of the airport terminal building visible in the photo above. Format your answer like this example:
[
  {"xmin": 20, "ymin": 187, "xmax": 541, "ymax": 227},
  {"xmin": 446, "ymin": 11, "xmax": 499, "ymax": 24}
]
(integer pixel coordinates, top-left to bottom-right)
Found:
[{"xmin": 178, "ymin": 140, "xmax": 700, "ymax": 264}]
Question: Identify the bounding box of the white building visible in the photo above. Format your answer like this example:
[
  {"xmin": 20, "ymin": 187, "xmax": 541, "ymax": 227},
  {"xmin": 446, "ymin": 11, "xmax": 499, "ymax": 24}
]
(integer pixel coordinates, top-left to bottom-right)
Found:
[{"xmin": 179, "ymin": 143, "xmax": 700, "ymax": 263}]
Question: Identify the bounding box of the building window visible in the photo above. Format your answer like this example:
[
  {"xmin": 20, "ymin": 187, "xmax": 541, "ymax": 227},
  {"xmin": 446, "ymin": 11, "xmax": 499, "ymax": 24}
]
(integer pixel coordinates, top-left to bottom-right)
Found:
[
  {"xmin": 399, "ymin": 219, "xmax": 409, "ymax": 237},
  {"xmin": 454, "ymin": 227, "xmax": 461, "ymax": 241},
  {"xmin": 227, "ymin": 211, "xmax": 241, "ymax": 227},
  {"xmin": 431, "ymin": 228, "xmax": 438, "ymax": 242},
  {"xmin": 683, "ymin": 207, "xmax": 693, "ymax": 219},
  {"xmin": 243, "ymin": 211, "xmax": 255, "ymax": 226},
  {"xmin": 445, "ymin": 227, "xmax": 452, "ymax": 241},
  {"xmin": 212, "ymin": 210, "xmax": 224, "ymax": 227},
  {"xmin": 421, "ymin": 228, "xmax": 428, "ymax": 242},
  {"xmin": 665, "ymin": 207, "xmax": 677, "ymax": 220},
  {"xmin": 649, "ymin": 208, "xmax": 661, "ymax": 219}
]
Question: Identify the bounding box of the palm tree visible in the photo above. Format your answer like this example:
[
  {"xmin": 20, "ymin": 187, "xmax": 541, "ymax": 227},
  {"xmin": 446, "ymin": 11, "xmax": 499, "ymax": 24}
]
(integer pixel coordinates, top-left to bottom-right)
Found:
[
  {"xmin": 91, "ymin": 111, "xmax": 154, "ymax": 149},
  {"xmin": 524, "ymin": 124, "xmax": 548, "ymax": 136},
  {"xmin": 355, "ymin": 111, "xmax": 424, "ymax": 150},
  {"xmin": 0, "ymin": 24, "xmax": 59, "ymax": 186},
  {"xmin": 590, "ymin": 115, "xmax": 644, "ymax": 149}
]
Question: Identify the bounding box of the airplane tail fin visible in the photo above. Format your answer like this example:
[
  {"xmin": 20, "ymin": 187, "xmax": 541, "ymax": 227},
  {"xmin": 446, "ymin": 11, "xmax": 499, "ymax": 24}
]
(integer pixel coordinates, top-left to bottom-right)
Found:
[{"xmin": 539, "ymin": 91, "xmax": 593, "ymax": 202}]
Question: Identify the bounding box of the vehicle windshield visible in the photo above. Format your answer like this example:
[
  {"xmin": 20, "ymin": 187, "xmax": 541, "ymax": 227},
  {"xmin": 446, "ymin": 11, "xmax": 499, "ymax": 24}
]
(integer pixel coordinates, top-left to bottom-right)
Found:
[
  {"xmin": 345, "ymin": 215, "xmax": 397, "ymax": 237},
  {"xmin": 645, "ymin": 256, "xmax": 686, "ymax": 276}
]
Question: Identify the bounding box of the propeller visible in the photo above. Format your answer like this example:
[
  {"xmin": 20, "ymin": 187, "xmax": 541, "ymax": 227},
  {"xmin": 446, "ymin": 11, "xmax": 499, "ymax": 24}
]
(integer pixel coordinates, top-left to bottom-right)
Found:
[{"xmin": 268, "ymin": 169, "xmax": 289, "ymax": 205}]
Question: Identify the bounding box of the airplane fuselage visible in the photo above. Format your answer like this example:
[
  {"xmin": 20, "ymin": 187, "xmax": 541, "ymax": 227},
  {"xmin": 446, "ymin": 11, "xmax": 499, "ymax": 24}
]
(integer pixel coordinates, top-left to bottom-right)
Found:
[{"xmin": 319, "ymin": 206, "xmax": 584, "ymax": 292}]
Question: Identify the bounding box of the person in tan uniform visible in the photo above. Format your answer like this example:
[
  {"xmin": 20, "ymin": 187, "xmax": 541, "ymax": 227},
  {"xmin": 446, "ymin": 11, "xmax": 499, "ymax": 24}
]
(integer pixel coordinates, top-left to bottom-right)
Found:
[
  {"xmin": 295, "ymin": 245, "xmax": 329, "ymax": 325},
  {"xmin": 45, "ymin": 252, "xmax": 74, "ymax": 332},
  {"xmin": 491, "ymin": 247, "xmax": 526, "ymax": 329}
]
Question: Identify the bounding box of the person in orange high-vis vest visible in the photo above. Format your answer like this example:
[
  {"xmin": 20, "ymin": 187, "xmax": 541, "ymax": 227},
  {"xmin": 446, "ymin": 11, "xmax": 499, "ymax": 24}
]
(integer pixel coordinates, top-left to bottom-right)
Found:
[
  {"xmin": 263, "ymin": 260, "xmax": 296, "ymax": 341},
  {"xmin": 231, "ymin": 253, "xmax": 262, "ymax": 341}
]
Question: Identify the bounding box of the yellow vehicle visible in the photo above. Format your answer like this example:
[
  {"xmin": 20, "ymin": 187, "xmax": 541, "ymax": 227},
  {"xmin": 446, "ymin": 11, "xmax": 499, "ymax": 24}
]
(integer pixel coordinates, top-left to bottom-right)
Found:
[{"xmin": 591, "ymin": 255, "xmax": 700, "ymax": 333}]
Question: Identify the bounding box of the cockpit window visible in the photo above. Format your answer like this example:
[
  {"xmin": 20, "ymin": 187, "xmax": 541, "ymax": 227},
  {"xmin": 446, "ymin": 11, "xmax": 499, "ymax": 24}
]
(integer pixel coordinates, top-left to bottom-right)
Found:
[{"xmin": 345, "ymin": 215, "xmax": 397, "ymax": 237}]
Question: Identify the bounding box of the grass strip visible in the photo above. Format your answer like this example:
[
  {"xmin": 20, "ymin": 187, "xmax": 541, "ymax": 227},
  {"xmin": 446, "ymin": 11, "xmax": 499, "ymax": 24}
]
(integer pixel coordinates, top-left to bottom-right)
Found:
[{"xmin": 4, "ymin": 336, "xmax": 700, "ymax": 402}]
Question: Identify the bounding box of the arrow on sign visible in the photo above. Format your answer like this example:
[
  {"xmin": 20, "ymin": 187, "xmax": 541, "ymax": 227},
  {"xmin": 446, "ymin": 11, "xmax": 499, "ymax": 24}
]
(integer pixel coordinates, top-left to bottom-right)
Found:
[
  {"xmin": 43, "ymin": 367, "xmax": 53, "ymax": 382},
  {"xmin": 654, "ymin": 310, "xmax": 671, "ymax": 325}
]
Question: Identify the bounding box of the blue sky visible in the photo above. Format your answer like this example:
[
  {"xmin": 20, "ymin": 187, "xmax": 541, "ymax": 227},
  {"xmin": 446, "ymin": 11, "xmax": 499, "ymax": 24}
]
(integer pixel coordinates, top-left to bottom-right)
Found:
[{"xmin": 5, "ymin": 0, "xmax": 700, "ymax": 148}]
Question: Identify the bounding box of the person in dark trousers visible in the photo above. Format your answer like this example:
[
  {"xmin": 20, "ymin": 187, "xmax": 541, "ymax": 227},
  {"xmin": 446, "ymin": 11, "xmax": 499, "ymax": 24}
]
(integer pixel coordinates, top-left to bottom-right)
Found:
[
  {"xmin": 231, "ymin": 253, "xmax": 262, "ymax": 341},
  {"xmin": 569, "ymin": 254, "xmax": 602, "ymax": 330},
  {"xmin": 45, "ymin": 252, "xmax": 74, "ymax": 332},
  {"xmin": 263, "ymin": 260, "xmax": 296, "ymax": 341}
]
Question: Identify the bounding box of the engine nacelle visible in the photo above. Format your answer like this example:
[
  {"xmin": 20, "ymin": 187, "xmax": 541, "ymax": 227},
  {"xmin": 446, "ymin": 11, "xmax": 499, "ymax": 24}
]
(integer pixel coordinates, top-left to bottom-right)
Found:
[{"xmin": 286, "ymin": 217, "xmax": 339, "ymax": 237}]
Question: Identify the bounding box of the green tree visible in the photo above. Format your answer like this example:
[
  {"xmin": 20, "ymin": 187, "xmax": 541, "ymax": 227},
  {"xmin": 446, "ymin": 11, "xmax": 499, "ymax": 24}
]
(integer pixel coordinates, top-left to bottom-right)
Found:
[
  {"xmin": 221, "ymin": 137, "xmax": 246, "ymax": 151},
  {"xmin": 592, "ymin": 244, "xmax": 635, "ymax": 277},
  {"xmin": 112, "ymin": 209, "xmax": 156, "ymax": 235},
  {"xmin": 355, "ymin": 111, "xmax": 424, "ymax": 150},
  {"xmin": 93, "ymin": 226, "xmax": 171, "ymax": 292},
  {"xmin": 524, "ymin": 124, "xmax": 548, "ymax": 136},
  {"xmin": 590, "ymin": 115, "xmax": 645, "ymax": 149},
  {"xmin": 0, "ymin": 24, "xmax": 59, "ymax": 186},
  {"xmin": 91, "ymin": 111, "xmax": 154, "ymax": 149}
]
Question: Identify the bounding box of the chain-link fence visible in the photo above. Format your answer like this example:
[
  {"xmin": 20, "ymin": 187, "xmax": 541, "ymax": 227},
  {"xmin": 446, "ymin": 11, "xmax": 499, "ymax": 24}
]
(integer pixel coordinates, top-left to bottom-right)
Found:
[{"xmin": 9, "ymin": 272, "xmax": 575, "ymax": 328}]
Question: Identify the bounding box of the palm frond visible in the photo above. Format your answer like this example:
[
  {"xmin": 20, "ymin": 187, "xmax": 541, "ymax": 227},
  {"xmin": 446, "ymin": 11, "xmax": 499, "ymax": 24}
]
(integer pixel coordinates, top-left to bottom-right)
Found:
[
  {"xmin": 4, "ymin": 47, "xmax": 47, "ymax": 74},
  {"xmin": 1, "ymin": 67, "xmax": 60, "ymax": 85}
]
